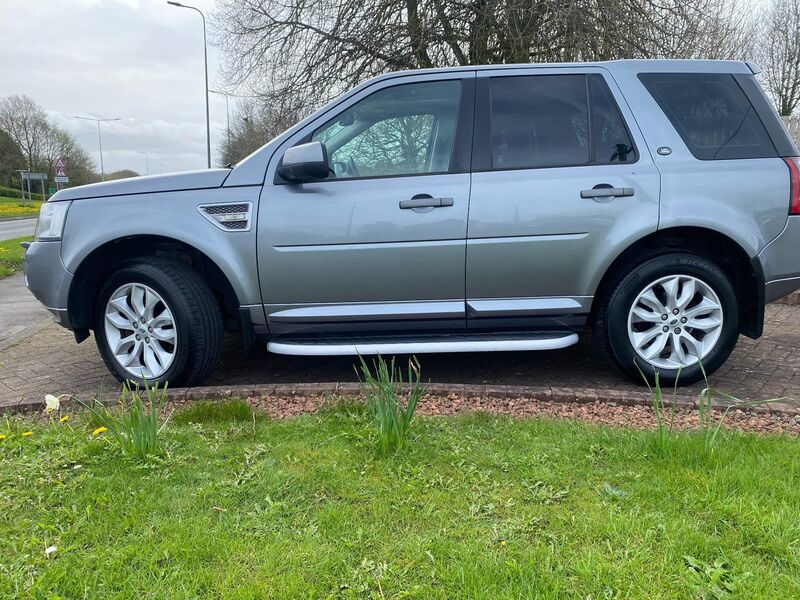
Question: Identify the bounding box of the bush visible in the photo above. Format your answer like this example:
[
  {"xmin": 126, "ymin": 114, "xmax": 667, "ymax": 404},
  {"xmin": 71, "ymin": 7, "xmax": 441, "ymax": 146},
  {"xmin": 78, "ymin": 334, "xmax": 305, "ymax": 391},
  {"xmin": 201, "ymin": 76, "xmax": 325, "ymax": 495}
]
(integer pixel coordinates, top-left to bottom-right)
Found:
[{"xmin": 0, "ymin": 185, "xmax": 44, "ymax": 201}]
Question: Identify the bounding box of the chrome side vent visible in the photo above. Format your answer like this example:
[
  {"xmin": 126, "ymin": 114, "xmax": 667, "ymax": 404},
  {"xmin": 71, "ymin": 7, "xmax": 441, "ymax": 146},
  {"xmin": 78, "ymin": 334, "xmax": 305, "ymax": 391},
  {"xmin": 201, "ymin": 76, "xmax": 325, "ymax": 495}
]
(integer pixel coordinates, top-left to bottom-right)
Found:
[{"xmin": 198, "ymin": 202, "xmax": 252, "ymax": 232}]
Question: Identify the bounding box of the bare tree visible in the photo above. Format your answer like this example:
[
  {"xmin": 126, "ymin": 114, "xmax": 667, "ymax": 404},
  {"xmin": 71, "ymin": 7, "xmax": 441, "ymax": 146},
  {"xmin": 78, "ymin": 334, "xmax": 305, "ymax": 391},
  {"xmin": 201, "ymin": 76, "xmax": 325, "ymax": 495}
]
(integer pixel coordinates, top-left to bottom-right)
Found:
[
  {"xmin": 0, "ymin": 94, "xmax": 98, "ymax": 187},
  {"xmin": 218, "ymin": 99, "xmax": 301, "ymax": 165},
  {"xmin": 757, "ymin": 0, "xmax": 800, "ymax": 116},
  {"xmin": 0, "ymin": 95, "xmax": 51, "ymax": 172},
  {"xmin": 213, "ymin": 0, "xmax": 753, "ymax": 114}
]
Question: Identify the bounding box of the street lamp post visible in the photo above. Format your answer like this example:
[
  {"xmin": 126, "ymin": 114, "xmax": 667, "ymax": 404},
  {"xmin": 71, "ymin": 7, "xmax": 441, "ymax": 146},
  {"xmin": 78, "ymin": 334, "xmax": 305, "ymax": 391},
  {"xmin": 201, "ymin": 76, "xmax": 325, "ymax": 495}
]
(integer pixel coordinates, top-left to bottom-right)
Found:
[
  {"xmin": 74, "ymin": 115, "xmax": 121, "ymax": 181},
  {"xmin": 208, "ymin": 89, "xmax": 231, "ymax": 150},
  {"xmin": 168, "ymin": 1, "xmax": 211, "ymax": 169},
  {"xmin": 16, "ymin": 169, "xmax": 28, "ymax": 201},
  {"xmin": 137, "ymin": 151, "xmax": 150, "ymax": 175}
]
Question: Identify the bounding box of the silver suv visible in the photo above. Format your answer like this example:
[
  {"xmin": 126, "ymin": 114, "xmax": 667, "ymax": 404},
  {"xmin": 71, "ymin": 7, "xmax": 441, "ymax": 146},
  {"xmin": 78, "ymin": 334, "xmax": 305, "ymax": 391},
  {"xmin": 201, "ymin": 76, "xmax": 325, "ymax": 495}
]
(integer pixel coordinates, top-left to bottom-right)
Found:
[{"xmin": 23, "ymin": 60, "xmax": 800, "ymax": 387}]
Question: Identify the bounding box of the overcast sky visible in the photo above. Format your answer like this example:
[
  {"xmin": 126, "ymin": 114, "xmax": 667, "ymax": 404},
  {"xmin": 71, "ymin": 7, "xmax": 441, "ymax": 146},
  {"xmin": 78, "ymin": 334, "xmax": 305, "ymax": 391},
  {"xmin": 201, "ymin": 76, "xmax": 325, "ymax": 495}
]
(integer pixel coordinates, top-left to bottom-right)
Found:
[{"xmin": 0, "ymin": 0, "xmax": 232, "ymax": 175}]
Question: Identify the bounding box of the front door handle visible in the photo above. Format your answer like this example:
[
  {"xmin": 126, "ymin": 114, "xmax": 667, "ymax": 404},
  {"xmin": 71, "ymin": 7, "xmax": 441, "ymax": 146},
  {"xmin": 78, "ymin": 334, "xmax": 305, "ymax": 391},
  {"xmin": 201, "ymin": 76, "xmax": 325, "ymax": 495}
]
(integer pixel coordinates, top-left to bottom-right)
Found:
[
  {"xmin": 399, "ymin": 194, "xmax": 454, "ymax": 209},
  {"xmin": 580, "ymin": 186, "xmax": 634, "ymax": 199}
]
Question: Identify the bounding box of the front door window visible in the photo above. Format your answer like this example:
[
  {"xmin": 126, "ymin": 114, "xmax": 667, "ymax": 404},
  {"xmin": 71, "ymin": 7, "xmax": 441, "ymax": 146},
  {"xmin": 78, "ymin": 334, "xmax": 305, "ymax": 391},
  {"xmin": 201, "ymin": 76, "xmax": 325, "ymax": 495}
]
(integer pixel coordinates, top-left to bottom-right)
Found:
[{"xmin": 311, "ymin": 80, "xmax": 461, "ymax": 179}]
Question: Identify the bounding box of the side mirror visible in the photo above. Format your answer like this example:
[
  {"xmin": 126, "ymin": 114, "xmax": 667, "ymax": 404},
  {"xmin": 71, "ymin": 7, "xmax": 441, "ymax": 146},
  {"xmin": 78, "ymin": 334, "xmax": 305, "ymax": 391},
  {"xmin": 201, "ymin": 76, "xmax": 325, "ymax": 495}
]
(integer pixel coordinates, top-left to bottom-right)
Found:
[{"xmin": 277, "ymin": 141, "xmax": 329, "ymax": 182}]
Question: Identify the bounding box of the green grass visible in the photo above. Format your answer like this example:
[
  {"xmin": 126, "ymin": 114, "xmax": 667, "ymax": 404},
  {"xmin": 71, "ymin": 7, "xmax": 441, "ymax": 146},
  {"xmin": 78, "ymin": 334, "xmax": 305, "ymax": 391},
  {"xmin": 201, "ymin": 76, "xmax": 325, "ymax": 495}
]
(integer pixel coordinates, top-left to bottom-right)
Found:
[
  {"xmin": 0, "ymin": 236, "xmax": 31, "ymax": 279},
  {"xmin": 1, "ymin": 403, "xmax": 799, "ymax": 598},
  {"xmin": 0, "ymin": 196, "xmax": 43, "ymax": 219},
  {"xmin": 172, "ymin": 398, "xmax": 254, "ymax": 425}
]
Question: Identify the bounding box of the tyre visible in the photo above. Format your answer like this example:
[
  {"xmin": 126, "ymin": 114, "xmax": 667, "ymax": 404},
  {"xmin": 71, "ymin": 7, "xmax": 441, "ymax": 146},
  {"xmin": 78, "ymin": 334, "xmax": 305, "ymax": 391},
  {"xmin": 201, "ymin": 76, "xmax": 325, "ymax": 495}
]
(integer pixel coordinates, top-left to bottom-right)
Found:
[
  {"xmin": 594, "ymin": 253, "xmax": 739, "ymax": 386},
  {"xmin": 94, "ymin": 258, "xmax": 224, "ymax": 387}
]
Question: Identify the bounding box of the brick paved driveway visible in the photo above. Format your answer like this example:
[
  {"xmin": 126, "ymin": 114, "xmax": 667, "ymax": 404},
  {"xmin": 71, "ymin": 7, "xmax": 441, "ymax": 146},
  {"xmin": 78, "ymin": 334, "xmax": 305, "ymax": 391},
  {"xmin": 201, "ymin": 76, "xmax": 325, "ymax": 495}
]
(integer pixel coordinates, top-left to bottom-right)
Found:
[{"xmin": 1, "ymin": 302, "xmax": 798, "ymax": 408}]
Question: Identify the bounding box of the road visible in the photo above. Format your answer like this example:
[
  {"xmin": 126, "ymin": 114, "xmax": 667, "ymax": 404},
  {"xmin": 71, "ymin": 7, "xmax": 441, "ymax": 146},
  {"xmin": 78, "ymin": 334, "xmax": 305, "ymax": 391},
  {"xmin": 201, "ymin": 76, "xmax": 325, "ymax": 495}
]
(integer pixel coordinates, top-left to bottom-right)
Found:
[{"xmin": 0, "ymin": 218, "xmax": 36, "ymax": 241}]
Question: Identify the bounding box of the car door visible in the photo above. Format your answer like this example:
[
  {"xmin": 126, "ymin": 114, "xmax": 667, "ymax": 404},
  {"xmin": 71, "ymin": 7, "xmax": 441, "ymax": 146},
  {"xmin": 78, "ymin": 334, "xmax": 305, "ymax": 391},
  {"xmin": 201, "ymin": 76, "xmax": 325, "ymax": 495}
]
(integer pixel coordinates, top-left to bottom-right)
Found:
[
  {"xmin": 466, "ymin": 67, "xmax": 660, "ymax": 331},
  {"xmin": 258, "ymin": 72, "xmax": 475, "ymax": 337}
]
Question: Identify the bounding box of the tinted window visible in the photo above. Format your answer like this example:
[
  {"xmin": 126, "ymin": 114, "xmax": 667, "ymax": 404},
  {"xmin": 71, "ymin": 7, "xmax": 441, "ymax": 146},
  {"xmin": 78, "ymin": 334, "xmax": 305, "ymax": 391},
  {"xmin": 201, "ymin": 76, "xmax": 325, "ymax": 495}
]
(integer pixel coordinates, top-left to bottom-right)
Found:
[
  {"xmin": 490, "ymin": 75, "xmax": 589, "ymax": 169},
  {"xmin": 589, "ymin": 75, "xmax": 636, "ymax": 164},
  {"xmin": 312, "ymin": 80, "xmax": 461, "ymax": 179},
  {"xmin": 639, "ymin": 73, "xmax": 777, "ymax": 160}
]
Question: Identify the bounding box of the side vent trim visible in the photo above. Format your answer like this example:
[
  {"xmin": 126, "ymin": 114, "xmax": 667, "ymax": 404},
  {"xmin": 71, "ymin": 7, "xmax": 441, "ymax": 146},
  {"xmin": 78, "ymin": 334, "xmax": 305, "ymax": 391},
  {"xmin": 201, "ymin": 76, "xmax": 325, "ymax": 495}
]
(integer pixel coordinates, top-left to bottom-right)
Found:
[{"xmin": 197, "ymin": 202, "xmax": 253, "ymax": 232}]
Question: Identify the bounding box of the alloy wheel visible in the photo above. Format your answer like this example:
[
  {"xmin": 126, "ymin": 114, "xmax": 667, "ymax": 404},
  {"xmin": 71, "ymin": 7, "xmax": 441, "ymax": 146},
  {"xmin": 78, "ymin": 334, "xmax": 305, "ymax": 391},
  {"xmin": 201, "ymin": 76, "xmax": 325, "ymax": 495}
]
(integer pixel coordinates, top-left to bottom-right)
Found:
[
  {"xmin": 104, "ymin": 283, "xmax": 177, "ymax": 379},
  {"xmin": 627, "ymin": 274, "xmax": 723, "ymax": 370}
]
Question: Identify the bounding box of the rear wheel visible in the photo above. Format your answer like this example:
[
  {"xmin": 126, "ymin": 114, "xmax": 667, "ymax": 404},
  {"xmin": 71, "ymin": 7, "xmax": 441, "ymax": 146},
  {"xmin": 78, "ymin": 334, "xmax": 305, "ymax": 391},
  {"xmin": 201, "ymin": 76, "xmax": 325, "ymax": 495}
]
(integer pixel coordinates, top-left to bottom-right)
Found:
[
  {"xmin": 595, "ymin": 253, "xmax": 739, "ymax": 385},
  {"xmin": 94, "ymin": 259, "xmax": 223, "ymax": 387}
]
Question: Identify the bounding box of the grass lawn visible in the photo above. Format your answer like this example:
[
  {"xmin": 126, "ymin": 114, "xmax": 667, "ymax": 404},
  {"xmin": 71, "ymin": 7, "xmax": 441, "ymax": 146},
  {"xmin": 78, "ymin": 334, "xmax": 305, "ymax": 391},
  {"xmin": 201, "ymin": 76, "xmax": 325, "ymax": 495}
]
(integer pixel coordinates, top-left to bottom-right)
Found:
[
  {"xmin": 1, "ymin": 401, "xmax": 798, "ymax": 598},
  {"xmin": 0, "ymin": 196, "xmax": 42, "ymax": 219},
  {"xmin": 0, "ymin": 236, "xmax": 31, "ymax": 279}
]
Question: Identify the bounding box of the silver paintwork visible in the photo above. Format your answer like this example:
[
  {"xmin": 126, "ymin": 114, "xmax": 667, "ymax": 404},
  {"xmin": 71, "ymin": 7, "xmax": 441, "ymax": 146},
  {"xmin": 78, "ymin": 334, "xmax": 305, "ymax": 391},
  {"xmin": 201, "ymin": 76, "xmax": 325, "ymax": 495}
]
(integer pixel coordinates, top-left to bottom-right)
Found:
[
  {"xmin": 104, "ymin": 283, "xmax": 177, "ymax": 378},
  {"xmin": 269, "ymin": 300, "xmax": 464, "ymax": 323},
  {"xmin": 268, "ymin": 333, "xmax": 579, "ymax": 356},
  {"xmin": 50, "ymin": 169, "xmax": 231, "ymax": 202},
  {"xmin": 21, "ymin": 59, "xmax": 800, "ymax": 376},
  {"xmin": 759, "ymin": 216, "xmax": 800, "ymax": 301},
  {"xmin": 627, "ymin": 275, "xmax": 723, "ymax": 369},
  {"xmin": 282, "ymin": 141, "xmax": 326, "ymax": 167}
]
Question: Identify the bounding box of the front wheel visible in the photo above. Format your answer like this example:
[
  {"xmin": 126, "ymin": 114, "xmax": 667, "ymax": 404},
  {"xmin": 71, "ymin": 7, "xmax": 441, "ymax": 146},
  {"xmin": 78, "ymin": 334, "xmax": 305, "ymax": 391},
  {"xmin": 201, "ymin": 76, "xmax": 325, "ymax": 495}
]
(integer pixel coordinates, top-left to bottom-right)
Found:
[
  {"xmin": 595, "ymin": 253, "xmax": 739, "ymax": 386},
  {"xmin": 94, "ymin": 259, "xmax": 224, "ymax": 387}
]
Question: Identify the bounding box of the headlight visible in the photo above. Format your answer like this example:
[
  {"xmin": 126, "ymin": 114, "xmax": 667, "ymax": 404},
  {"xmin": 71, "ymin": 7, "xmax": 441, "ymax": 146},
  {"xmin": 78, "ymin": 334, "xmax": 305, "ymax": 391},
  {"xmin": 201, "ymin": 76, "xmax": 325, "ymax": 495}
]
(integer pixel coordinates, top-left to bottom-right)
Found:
[{"xmin": 34, "ymin": 201, "xmax": 71, "ymax": 241}]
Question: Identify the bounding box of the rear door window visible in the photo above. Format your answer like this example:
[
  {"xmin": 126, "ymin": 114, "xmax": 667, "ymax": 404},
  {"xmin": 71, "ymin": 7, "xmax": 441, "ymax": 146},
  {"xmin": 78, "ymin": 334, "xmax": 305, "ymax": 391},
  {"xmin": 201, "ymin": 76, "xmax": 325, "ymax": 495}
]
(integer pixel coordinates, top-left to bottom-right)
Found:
[
  {"xmin": 487, "ymin": 74, "xmax": 637, "ymax": 171},
  {"xmin": 639, "ymin": 73, "xmax": 777, "ymax": 160},
  {"xmin": 490, "ymin": 74, "xmax": 589, "ymax": 170}
]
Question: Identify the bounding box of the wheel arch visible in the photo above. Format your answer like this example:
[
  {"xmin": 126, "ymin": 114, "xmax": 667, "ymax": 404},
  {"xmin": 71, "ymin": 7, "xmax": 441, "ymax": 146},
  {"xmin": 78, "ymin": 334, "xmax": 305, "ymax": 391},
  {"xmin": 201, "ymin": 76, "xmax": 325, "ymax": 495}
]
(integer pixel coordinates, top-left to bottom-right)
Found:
[
  {"xmin": 591, "ymin": 226, "xmax": 765, "ymax": 338},
  {"xmin": 68, "ymin": 234, "xmax": 241, "ymax": 336}
]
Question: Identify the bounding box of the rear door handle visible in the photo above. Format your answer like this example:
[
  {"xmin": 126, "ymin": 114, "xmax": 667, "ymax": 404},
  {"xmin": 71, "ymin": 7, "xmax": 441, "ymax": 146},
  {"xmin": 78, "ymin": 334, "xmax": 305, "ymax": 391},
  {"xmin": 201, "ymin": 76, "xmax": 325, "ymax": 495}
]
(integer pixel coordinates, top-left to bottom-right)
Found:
[
  {"xmin": 580, "ymin": 186, "xmax": 634, "ymax": 199},
  {"xmin": 399, "ymin": 195, "xmax": 454, "ymax": 209}
]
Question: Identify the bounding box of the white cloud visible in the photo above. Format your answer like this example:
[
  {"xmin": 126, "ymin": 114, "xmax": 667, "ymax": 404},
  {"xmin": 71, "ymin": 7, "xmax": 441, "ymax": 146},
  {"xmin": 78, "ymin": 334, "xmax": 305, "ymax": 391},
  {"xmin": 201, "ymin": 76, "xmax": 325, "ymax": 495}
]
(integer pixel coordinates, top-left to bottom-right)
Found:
[{"xmin": 0, "ymin": 0, "xmax": 234, "ymax": 174}]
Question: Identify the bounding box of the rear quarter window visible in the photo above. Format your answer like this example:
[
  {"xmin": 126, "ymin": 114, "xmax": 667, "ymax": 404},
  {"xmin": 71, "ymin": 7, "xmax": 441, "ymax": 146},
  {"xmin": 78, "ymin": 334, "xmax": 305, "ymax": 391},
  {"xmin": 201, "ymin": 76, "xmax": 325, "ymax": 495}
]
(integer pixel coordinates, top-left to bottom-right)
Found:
[{"xmin": 639, "ymin": 73, "xmax": 777, "ymax": 160}]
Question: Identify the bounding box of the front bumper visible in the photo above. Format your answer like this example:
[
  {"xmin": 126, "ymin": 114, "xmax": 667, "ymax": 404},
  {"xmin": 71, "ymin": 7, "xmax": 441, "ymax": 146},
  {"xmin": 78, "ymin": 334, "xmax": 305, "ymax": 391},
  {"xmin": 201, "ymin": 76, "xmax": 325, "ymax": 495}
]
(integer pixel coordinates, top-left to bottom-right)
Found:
[{"xmin": 23, "ymin": 240, "xmax": 74, "ymax": 329}]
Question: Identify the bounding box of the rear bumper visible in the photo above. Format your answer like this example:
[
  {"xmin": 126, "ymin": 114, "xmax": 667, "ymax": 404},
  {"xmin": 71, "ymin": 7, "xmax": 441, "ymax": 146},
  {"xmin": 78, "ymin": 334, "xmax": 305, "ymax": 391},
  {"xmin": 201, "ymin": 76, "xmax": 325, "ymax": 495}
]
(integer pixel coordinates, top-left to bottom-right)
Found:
[
  {"xmin": 23, "ymin": 240, "xmax": 74, "ymax": 329},
  {"xmin": 759, "ymin": 216, "xmax": 800, "ymax": 302}
]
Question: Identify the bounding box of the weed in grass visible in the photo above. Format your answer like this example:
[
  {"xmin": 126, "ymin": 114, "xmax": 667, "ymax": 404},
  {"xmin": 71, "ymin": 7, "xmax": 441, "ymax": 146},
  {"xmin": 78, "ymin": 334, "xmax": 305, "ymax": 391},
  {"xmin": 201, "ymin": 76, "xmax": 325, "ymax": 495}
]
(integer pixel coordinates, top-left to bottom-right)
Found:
[
  {"xmin": 640, "ymin": 361, "xmax": 780, "ymax": 456},
  {"xmin": 696, "ymin": 363, "xmax": 780, "ymax": 454},
  {"xmin": 598, "ymin": 482, "xmax": 628, "ymax": 501},
  {"xmin": 357, "ymin": 355, "xmax": 427, "ymax": 456},
  {"xmin": 77, "ymin": 381, "xmax": 170, "ymax": 460},
  {"xmin": 523, "ymin": 480, "xmax": 569, "ymax": 504},
  {"xmin": 684, "ymin": 555, "xmax": 744, "ymax": 599},
  {"xmin": 173, "ymin": 399, "xmax": 253, "ymax": 425}
]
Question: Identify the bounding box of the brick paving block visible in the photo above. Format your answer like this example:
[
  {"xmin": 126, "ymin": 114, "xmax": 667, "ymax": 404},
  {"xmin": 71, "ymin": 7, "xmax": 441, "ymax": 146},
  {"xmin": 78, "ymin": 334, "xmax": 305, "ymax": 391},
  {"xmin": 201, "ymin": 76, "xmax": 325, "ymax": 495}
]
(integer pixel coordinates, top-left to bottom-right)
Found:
[
  {"xmin": 273, "ymin": 383, "xmax": 298, "ymax": 396},
  {"xmin": 484, "ymin": 385, "xmax": 508, "ymax": 399},
  {"xmin": 251, "ymin": 384, "xmax": 277, "ymax": 397},
  {"xmin": 294, "ymin": 383, "xmax": 337, "ymax": 396},
  {"xmin": 336, "ymin": 382, "xmax": 361, "ymax": 397},
  {"xmin": 463, "ymin": 384, "xmax": 486, "ymax": 398}
]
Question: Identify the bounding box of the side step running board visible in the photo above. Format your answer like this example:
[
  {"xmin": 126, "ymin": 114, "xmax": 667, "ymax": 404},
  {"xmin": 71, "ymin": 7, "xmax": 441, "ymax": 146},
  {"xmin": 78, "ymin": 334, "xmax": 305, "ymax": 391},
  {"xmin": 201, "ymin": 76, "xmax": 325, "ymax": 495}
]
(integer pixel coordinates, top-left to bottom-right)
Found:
[{"xmin": 267, "ymin": 333, "xmax": 579, "ymax": 356}]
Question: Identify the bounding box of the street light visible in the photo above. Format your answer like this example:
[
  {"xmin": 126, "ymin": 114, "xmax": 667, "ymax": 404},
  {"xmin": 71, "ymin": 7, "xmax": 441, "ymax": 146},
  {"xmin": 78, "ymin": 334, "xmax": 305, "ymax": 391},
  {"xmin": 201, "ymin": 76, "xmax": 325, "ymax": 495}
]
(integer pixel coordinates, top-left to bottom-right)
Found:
[
  {"xmin": 208, "ymin": 89, "xmax": 231, "ymax": 150},
  {"xmin": 137, "ymin": 151, "xmax": 150, "ymax": 176},
  {"xmin": 74, "ymin": 115, "xmax": 121, "ymax": 181},
  {"xmin": 167, "ymin": 1, "xmax": 211, "ymax": 169},
  {"xmin": 15, "ymin": 169, "xmax": 29, "ymax": 201}
]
